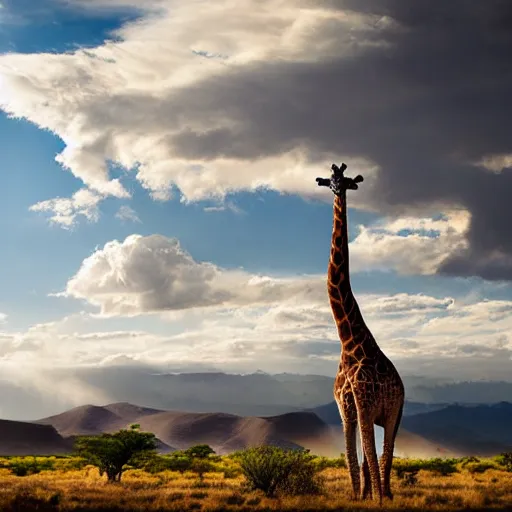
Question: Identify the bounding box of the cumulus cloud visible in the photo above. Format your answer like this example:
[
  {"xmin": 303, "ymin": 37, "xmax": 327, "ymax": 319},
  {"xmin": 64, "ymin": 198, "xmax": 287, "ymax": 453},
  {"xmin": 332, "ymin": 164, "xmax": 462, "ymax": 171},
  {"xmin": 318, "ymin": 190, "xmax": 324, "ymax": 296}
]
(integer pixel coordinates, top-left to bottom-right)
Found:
[
  {"xmin": 350, "ymin": 211, "xmax": 470, "ymax": 275},
  {"xmin": 29, "ymin": 188, "xmax": 103, "ymax": 227},
  {"xmin": 60, "ymin": 234, "xmax": 325, "ymax": 315}
]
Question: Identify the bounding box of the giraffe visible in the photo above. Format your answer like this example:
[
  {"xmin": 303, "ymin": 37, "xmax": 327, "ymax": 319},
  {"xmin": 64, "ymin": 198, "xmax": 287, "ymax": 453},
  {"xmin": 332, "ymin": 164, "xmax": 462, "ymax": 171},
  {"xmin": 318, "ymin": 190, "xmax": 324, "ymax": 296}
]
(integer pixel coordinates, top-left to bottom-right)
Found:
[{"xmin": 316, "ymin": 163, "xmax": 405, "ymax": 503}]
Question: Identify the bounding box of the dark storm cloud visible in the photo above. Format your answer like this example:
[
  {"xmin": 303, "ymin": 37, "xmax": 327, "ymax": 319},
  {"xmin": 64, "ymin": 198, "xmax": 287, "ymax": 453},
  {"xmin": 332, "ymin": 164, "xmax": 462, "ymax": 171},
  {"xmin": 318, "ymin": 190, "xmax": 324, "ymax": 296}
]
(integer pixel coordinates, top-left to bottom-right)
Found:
[{"xmin": 157, "ymin": 0, "xmax": 512, "ymax": 280}]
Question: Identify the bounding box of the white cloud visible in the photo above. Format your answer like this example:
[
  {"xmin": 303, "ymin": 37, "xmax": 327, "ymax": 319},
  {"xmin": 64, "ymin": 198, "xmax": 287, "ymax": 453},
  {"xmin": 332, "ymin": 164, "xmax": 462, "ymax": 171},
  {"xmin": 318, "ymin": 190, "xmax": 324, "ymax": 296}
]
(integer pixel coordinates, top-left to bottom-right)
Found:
[
  {"xmin": 60, "ymin": 234, "xmax": 325, "ymax": 316},
  {"xmin": 29, "ymin": 188, "xmax": 103, "ymax": 227},
  {"xmin": 349, "ymin": 211, "xmax": 471, "ymax": 275},
  {"xmin": 0, "ymin": 0, "xmax": 382, "ymax": 211},
  {"xmin": 3, "ymin": 290, "xmax": 510, "ymax": 378},
  {"xmin": 115, "ymin": 204, "xmax": 141, "ymax": 223}
]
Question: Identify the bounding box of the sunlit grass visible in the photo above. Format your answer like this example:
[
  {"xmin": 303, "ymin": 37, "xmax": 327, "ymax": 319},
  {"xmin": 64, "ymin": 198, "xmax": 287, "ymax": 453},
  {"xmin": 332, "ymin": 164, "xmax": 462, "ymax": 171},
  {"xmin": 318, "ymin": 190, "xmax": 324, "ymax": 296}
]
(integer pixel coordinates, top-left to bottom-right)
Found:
[{"xmin": 0, "ymin": 456, "xmax": 510, "ymax": 511}]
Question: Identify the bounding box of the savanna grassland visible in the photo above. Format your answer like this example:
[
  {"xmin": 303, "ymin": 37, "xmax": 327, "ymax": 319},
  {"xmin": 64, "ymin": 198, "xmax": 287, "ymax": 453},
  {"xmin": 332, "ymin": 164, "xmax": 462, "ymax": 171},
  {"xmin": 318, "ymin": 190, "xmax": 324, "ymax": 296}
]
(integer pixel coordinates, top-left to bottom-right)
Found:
[{"xmin": 0, "ymin": 454, "xmax": 511, "ymax": 512}]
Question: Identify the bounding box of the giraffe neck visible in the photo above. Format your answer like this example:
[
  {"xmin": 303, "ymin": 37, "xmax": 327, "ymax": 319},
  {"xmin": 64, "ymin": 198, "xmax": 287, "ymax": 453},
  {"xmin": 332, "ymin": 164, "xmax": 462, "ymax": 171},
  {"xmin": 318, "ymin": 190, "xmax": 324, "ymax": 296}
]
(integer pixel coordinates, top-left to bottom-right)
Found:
[{"xmin": 328, "ymin": 193, "xmax": 378, "ymax": 356}]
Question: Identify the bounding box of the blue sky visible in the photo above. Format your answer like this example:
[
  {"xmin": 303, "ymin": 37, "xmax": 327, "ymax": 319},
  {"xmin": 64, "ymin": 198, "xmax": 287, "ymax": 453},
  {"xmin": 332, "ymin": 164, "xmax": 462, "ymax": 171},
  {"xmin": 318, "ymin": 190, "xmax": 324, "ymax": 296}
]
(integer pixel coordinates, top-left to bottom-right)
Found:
[{"xmin": 0, "ymin": 0, "xmax": 511, "ymax": 418}]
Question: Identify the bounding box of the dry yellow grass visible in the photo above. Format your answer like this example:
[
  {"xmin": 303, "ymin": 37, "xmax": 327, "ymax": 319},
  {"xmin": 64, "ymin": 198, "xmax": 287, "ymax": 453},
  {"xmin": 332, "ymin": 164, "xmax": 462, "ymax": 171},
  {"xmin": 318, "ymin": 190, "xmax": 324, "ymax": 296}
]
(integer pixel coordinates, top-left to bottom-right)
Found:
[{"xmin": 0, "ymin": 465, "xmax": 510, "ymax": 511}]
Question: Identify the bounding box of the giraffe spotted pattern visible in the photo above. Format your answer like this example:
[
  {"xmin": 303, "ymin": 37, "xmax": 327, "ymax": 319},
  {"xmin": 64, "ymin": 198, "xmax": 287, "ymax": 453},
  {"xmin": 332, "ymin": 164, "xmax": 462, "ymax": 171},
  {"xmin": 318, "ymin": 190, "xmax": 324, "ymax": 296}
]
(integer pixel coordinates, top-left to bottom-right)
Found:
[{"xmin": 321, "ymin": 167, "xmax": 405, "ymax": 503}]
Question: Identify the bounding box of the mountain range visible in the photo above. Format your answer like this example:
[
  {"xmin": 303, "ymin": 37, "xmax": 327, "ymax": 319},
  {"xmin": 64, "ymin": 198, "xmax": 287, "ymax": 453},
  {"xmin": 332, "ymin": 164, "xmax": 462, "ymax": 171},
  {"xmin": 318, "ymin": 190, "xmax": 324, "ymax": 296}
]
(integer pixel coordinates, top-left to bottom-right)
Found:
[
  {"xmin": 1, "ymin": 399, "xmax": 509, "ymax": 458},
  {"xmin": 0, "ymin": 372, "xmax": 510, "ymax": 458}
]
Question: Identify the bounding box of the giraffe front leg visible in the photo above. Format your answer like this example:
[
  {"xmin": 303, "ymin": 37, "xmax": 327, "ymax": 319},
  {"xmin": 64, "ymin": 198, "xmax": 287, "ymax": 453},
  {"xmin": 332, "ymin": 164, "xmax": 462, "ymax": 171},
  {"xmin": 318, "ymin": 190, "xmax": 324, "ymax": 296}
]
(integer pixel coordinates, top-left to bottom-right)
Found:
[
  {"xmin": 357, "ymin": 412, "xmax": 383, "ymax": 504},
  {"xmin": 343, "ymin": 420, "xmax": 361, "ymax": 500}
]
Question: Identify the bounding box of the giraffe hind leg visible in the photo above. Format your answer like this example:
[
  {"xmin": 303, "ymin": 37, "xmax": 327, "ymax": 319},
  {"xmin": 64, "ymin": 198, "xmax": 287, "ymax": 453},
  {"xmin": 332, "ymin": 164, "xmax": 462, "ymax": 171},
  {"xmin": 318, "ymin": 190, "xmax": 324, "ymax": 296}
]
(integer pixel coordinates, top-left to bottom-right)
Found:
[
  {"xmin": 343, "ymin": 420, "xmax": 361, "ymax": 500},
  {"xmin": 360, "ymin": 450, "xmax": 372, "ymax": 500},
  {"xmin": 380, "ymin": 402, "xmax": 403, "ymax": 500},
  {"xmin": 358, "ymin": 412, "xmax": 382, "ymax": 504}
]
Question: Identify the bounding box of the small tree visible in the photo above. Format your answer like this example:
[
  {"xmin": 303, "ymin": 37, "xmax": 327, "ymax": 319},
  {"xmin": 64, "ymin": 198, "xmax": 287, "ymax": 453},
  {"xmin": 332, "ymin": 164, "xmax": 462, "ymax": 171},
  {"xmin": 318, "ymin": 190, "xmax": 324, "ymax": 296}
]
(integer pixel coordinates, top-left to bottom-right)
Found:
[
  {"xmin": 74, "ymin": 424, "xmax": 156, "ymax": 482},
  {"xmin": 185, "ymin": 445, "xmax": 216, "ymax": 459},
  {"xmin": 185, "ymin": 445, "xmax": 216, "ymax": 482}
]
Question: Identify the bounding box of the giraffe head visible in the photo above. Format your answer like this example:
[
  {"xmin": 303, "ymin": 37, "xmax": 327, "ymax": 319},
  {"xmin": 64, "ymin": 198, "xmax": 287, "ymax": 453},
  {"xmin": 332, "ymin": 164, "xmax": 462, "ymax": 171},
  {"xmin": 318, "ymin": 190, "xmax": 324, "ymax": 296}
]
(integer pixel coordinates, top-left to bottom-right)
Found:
[{"xmin": 316, "ymin": 163, "xmax": 364, "ymax": 196}]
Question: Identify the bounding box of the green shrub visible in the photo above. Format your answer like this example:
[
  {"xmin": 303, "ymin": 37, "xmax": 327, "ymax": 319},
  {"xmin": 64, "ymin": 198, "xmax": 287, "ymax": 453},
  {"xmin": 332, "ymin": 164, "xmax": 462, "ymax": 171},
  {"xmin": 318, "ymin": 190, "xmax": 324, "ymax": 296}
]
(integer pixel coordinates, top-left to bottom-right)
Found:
[
  {"xmin": 393, "ymin": 457, "xmax": 458, "ymax": 477},
  {"xmin": 465, "ymin": 461, "xmax": 496, "ymax": 474},
  {"xmin": 423, "ymin": 457, "xmax": 458, "ymax": 476},
  {"xmin": 496, "ymin": 452, "xmax": 512, "ymax": 472},
  {"xmin": 312, "ymin": 454, "xmax": 346, "ymax": 470},
  {"xmin": 8, "ymin": 457, "xmax": 55, "ymax": 477},
  {"xmin": 144, "ymin": 454, "xmax": 192, "ymax": 474},
  {"xmin": 237, "ymin": 446, "xmax": 322, "ymax": 498}
]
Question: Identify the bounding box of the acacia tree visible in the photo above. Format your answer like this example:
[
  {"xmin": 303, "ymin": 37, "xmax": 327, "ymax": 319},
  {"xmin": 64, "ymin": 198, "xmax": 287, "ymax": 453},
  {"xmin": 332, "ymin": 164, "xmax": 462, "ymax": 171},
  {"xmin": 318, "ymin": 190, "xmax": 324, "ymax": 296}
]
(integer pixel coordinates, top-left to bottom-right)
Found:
[{"xmin": 74, "ymin": 424, "xmax": 157, "ymax": 482}]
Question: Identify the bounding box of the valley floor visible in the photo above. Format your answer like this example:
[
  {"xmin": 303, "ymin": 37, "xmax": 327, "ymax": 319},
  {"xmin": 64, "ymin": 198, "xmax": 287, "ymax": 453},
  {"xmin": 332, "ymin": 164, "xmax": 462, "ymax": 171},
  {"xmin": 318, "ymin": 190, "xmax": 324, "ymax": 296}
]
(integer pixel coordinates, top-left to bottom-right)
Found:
[{"xmin": 0, "ymin": 467, "xmax": 511, "ymax": 512}]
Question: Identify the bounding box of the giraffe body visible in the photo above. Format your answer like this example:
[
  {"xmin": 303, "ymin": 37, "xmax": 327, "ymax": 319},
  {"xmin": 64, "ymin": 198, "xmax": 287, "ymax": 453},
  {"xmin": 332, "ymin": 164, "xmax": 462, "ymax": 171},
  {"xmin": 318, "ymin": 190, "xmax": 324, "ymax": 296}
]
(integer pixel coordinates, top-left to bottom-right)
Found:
[{"xmin": 319, "ymin": 165, "xmax": 404, "ymax": 502}]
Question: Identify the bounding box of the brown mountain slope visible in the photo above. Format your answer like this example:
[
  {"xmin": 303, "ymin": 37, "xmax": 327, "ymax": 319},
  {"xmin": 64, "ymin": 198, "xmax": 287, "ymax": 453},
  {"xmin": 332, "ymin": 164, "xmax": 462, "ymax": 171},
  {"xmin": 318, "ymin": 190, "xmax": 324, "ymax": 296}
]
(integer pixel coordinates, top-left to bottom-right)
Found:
[
  {"xmin": 37, "ymin": 405, "xmax": 342, "ymax": 456},
  {"xmin": 102, "ymin": 402, "xmax": 164, "ymax": 423},
  {"xmin": 36, "ymin": 405, "xmax": 124, "ymax": 435},
  {"xmin": 0, "ymin": 420, "xmax": 71, "ymax": 455},
  {"xmin": 36, "ymin": 403, "xmax": 448, "ymax": 458},
  {"xmin": 136, "ymin": 410, "xmax": 344, "ymax": 456}
]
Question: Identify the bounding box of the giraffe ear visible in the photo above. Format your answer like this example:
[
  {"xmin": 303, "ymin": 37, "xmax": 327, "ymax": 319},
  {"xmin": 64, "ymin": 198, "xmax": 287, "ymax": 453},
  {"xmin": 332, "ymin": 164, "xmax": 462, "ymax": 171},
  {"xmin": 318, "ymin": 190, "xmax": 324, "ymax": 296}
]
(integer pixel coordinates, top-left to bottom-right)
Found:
[
  {"xmin": 316, "ymin": 177, "xmax": 331, "ymax": 187},
  {"xmin": 353, "ymin": 175, "xmax": 364, "ymax": 184}
]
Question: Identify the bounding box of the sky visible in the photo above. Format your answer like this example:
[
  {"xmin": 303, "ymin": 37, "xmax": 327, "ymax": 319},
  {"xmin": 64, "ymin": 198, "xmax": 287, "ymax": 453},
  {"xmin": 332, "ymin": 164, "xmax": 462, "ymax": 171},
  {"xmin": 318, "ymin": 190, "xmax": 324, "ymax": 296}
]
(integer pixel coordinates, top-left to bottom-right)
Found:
[{"xmin": 0, "ymin": 0, "xmax": 511, "ymax": 419}]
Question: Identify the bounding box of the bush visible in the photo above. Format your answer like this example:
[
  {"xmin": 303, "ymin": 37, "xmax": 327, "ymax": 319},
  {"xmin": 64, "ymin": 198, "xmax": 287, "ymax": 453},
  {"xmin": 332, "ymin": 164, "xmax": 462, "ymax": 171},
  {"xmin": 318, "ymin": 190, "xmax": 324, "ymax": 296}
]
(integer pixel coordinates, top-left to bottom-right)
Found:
[
  {"xmin": 7, "ymin": 457, "xmax": 55, "ymax": 477},
  {"xmin": 312, "ymin": 454, "xmax": 346, "ymax": 471},
  {"xmin": 465, "ymin": 461, "xmax": 497, "ymax": 474},
  {"xmin": 425, "ymin": 458, "xmax": 458, "ymax": 476},
  {"xmin": 144, "ymin": 454, "xmax": 192, "ymax": 474},
  {"xmin": 496, "ymin": 452, "xmax": 512, "ymax": 472},
  {"xmin": 237, "ymin": 446, "xmax": 322, "ymax": 498}
]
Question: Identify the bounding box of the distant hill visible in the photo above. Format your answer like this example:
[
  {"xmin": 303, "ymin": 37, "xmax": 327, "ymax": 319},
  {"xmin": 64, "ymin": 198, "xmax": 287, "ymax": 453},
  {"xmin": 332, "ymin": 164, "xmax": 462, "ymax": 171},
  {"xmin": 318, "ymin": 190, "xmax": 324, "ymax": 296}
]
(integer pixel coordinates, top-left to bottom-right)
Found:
[
  {"xmin": 308, "ymin": 400, "xmax": 512, "ymax": 456},
  {"xmin": 34, "ymin": 402, "xmax": 460, "ymax": 458},
  {"xmin": 36, "ymin": 404, "xmax": 343, "ymax": 457},
  {"xmin": 37, "ymin": 405, "xmax": 123, "ymax": 436},
  {"xmin": 308, "ymin": 401, "xmax": 450, "ymax": 425},
  {"xmin": 401, "ymin": 402, "xmax": 512, "ymax": 456},
  {"xmin": 0, "ymin": 420, "xmax": 71, "ymax": 456}
]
